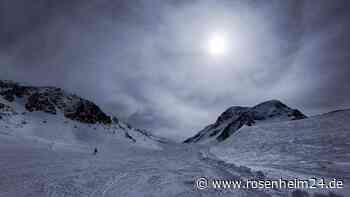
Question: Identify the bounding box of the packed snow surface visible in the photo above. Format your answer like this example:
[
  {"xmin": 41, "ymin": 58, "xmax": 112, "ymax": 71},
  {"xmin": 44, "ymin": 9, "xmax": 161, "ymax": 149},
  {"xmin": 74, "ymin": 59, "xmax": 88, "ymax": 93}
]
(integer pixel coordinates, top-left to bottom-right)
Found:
[
  {"xmin": 211, "ymin": 109, "xmax": 350, "ymax": 196},
  {"xmin": 1, "ymin": 107, "xmax": 348, "ymax": 196},
  {"xmin": 0, "ymin": 81, "xmax": 348, "ymax": 197}
]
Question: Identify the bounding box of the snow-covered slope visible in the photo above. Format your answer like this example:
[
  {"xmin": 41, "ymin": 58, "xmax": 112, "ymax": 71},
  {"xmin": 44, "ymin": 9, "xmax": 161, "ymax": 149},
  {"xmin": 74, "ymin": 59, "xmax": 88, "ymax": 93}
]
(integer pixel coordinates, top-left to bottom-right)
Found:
[
  {"xmin": 210, "ymin": 109, "xmax": 350, "ymax": 195},
  {"xmin": 184, "ymin": 100, "xmax": 307, "ymax": 143},
  {"xmin": 0, "ymin": 80, "xmax": 112, "ymax": 124},
  {"xmin": 1, "ymin": 80, "xmax": 348, "ymax": 197},
  {"xmin": 0, "ymin": 90, "xmax": 292, "ymax": 197},
  {"xmin": 0, "ymin": 80, "xmax": 164, "ymax": 150}
]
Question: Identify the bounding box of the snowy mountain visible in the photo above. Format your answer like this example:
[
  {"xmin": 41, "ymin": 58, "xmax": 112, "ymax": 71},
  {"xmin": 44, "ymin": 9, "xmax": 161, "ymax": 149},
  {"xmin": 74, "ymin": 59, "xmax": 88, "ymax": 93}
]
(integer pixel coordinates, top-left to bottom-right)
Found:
[
  {"xmin": 209, "ymin": 109, "xmax": 350, "ymax": 196},
  {"xmin": 0, "ymin": 80, "xmax": 165, "ymax": 149},
  {"xmin": 0, "ymin": 80, "xmax": 112, "ymax": 124},
  {"xmin": 0, "ymin": 81, "xmax": 348, "ymax": 197},
  {"xmin": 184, "ymin": 100, "xmax": 307, "ymax": 143}
]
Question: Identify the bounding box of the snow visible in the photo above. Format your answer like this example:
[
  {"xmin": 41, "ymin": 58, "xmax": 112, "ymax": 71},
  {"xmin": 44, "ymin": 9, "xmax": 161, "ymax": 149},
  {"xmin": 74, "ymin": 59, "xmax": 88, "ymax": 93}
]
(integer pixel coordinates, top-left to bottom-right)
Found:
[
  {"xmin": 210, "ymin": 110, "xmax": 350, "ymax": 196},
  {"xmin": 0, "ymin": 133, "xmax": 269, "ymax": 197},
  {"xmin": 184, "ymin": 100, "xmax": 307, "ymax": 143},
  {"xmin": 0, "ymin": 82, "xmax": 164, "ymax": 150},
  {"xmin": 0, "ymin": 81, "xmax": 348, "ymax": 196},
  {"xmin": 1, "ymin": 109, "xmax": 348, "ymax": 196}
]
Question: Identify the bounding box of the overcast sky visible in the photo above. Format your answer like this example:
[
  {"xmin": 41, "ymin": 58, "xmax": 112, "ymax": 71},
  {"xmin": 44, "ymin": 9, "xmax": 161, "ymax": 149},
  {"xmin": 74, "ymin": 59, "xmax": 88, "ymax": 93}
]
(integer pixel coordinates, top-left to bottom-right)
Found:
[{"xmin": 1, "ymin": 0, "xmax": 350, "ymax": 140}]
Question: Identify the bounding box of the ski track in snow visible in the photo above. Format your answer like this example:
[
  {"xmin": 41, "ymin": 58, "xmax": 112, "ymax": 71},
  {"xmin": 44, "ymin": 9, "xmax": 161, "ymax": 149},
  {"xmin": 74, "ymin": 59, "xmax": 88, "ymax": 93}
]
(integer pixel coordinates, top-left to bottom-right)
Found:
[
  {"xmin": 0, "ymin": 122, "xmax": 348, "ymax": 197},
  {"xmin": 0, "ymin": 90, "xmax": 348, "ymax": 197},
  {"xmin": 0, "ymin": 134, "xmax": 282, "ymax": 197}
]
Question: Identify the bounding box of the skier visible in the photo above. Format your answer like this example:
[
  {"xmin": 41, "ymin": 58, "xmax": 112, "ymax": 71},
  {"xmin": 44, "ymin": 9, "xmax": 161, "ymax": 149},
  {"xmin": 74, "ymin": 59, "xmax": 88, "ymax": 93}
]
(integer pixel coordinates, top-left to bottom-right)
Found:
[{"xmin": 93, "ymin": 147, "xmax": 98, "ymax": 155}]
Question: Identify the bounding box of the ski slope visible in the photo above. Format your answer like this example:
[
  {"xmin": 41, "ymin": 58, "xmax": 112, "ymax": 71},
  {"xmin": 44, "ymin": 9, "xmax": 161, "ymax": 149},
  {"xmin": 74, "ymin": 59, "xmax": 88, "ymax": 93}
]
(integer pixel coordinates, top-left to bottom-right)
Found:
[
  {"xmin": 0, "ymin": 82, "xmax": 272, "ymax": 197},
  {"xmin": 1, "ymin": 110, "xmax": 348, "ymax": 196},
  {"xmin": 0, "ymin": 81, "xmax": 348, "ymax": 197},
  {"xmin": 0, "ymin": 131, "xmax": 282, "ymax": 197},
  {"xmin": 210, "ymin": 110, "xmax": 350, "ymax": 196}
]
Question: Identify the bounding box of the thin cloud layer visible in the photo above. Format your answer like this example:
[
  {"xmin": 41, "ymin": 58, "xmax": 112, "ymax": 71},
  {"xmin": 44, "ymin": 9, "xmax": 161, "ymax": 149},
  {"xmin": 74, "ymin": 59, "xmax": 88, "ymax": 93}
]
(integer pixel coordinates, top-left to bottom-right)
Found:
[{"xmin": 1, "ymin": 0, "xmax": 350, "ymax": 140}]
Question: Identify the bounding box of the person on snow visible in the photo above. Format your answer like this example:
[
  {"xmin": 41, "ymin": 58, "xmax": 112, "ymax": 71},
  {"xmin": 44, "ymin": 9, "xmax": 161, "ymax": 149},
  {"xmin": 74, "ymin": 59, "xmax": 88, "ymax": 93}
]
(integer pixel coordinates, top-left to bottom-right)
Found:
[{"xmin": 93, "ymin": 147, "xmax": 98, "ymax": 155}]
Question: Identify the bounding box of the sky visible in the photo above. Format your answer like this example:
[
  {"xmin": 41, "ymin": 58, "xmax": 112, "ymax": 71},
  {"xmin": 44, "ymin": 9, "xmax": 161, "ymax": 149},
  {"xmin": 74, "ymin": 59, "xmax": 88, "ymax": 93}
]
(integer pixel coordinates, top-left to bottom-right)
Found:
[{"xmin": 0, "ymin": 0, "xmax": 350, "ymax": 141}]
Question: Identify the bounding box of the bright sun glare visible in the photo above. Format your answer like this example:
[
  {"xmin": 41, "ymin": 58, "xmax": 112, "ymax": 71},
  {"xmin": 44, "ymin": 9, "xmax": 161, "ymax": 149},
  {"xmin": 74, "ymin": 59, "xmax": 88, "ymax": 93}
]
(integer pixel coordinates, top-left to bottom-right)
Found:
[{"xmin": 207, "ymin": 32, "xmax": 229, "ymax": 57}]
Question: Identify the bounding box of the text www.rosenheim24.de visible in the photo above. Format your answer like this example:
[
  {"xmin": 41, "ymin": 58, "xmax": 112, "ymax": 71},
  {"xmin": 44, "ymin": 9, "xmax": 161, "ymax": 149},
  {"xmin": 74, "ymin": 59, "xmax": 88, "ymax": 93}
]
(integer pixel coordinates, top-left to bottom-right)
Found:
[{"xmin": 195, "ymin": 177, "xmax": 344, "ymax": 190}]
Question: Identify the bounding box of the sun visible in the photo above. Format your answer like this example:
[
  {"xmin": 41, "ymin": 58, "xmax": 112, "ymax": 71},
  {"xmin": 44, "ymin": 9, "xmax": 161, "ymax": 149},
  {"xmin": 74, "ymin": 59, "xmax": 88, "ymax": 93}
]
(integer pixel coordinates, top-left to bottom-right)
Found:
[{"xmin": 206, "ymin": 32, "xmax": 229, "ymax": 56}]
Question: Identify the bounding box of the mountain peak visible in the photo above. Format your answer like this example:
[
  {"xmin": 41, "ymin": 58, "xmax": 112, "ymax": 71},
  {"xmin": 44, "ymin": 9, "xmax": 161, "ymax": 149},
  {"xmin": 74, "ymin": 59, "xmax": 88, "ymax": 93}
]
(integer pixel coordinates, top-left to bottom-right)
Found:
[
  {"xmin": 0, "ymin": 79, "xmax": 167, "ymax": 148},
  {"xmin": 254, "ymin": 99, "xmax": 285, "ymax": 107},
  {"xmin": 184, "ymin": 100, "xmax": 307, "ymax": 143},
  {"xmin": 0, "ymin": 80, "xmax": 111, "ymax": 124}
]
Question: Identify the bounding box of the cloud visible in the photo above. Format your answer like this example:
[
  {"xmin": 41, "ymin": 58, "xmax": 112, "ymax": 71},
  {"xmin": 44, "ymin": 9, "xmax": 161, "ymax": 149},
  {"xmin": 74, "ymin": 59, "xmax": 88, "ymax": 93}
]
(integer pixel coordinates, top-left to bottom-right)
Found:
[{"xmin": 0, "ymin": 0, "xmax": 350, "ymax": 140}]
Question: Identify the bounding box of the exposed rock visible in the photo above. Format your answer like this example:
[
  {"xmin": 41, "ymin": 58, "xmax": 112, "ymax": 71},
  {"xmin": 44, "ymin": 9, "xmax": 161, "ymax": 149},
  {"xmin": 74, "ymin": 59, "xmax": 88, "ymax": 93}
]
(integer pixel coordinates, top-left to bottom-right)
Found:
[
  {"xmin": 0, "ymin": 80, "xmax": 111, "ymax": 125},
  {"xmin": 64, "ymin": 99, "xmax": 111, "ymax": 124},
  {"xmin": 0, "ymin": 102, "xmax": 15, "ymax": 114},
  {"xmin": 216, "ymin": 112, "xmax": 255, "ymax": 141},
  {"xmin": 184, "ymin": 100, "xmax": 307, "ymax": 143},
  {"xmin": 0, "ymin": 103, "xmax": 8, "ymax": 110},
  {"xmin": 0, "ymin": 81, "xmax": 32, "ymax": 102},
  {"xmin": 25, "ymin": 93, "xmax": 57, "ymax": 114}
]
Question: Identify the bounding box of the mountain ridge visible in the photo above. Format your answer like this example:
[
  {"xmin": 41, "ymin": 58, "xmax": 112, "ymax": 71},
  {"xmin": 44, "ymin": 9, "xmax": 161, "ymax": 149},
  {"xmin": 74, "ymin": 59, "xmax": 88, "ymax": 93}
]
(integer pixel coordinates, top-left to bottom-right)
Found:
[
  {"xmin": 184, "ymin": 99, "xmax": 307, "ymax": 143},
  {"xmin": 0, "ymin": 80, "xmax": 112, "ymax": 124},
  {"xmin": 0, "ymin": 79, "xmax": 166, "ymax": 147}
]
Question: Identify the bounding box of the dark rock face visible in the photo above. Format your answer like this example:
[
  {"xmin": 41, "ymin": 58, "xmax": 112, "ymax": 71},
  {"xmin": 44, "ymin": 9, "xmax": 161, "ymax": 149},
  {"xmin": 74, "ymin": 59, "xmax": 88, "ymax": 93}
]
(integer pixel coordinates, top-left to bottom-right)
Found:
[
  {"xmin": 0, "ymin": 102, "xmax": 15, "ymax": 118},
  {"xmin": 0, "ymin": 103, "xmax": 7, "ymax": 110},
  {"xmin": 25, "ymin": 93, "xmax": 57, "ymax": 114},
  {"xmin": 215, "ymin": 106, "xmax": 249, "ymax": 125},
  {"xmin": 184, "ymin": 100, "xmax": 307, "ymax": 143},
  {"xmin": 216, "ymin": 111, "xmax": 255, "ymax": 141},
  {"xmin": 288, "ymin": 109, "xmax": 307, "ymax": 120},
  {"xmin": 250, "ymin": 100, "xmax": 307, "ymax": 121},
  {"xmin": 0, "ymin": 102, "xmax": 13, "ymax": 112},
  {"xmin": 0, "ymin": 81, "xmax": 32, "ymax": 102},
  {"xmin": 0, "ymin": 80, "xmax": 111, "ymax": 125},
  {"xmin": 1, "ymin": 90, "xmax": 15, "ymax": 102},
  {"xmin": 64, "ymin": 100, "xmax": 111, "ymax": 124}
]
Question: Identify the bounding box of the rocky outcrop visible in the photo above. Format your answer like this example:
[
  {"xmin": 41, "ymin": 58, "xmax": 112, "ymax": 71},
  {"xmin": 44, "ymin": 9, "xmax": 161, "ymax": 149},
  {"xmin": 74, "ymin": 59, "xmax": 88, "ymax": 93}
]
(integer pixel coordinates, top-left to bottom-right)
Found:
[
  {"xmin": 64, "ymin": 99, "xmax": 111, "ymax": 124},
  {"xmin": 184, "ymin": 100, "xmax": 307, "ymax": 143},
  {"xmin": 0, "ymin": 102, "xmax": 16, "ymax": 120},
  {"xmin": 25, "ymin": 93, "xmax": 57, "ymax": 114},
  {"xmin": 0, "ymin": 103, "xmax": 11, "ymax": 111},
  {"xmin": 0, "ymin": 81, "xmax": 31, "ymax": 102},
  {"xmin": 0, "ymin": 80, "xmax": 111, "ymax": 124},
  {"xmin": 0, "ymin": 102, "xmax": 14, "ymax": 113}
]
